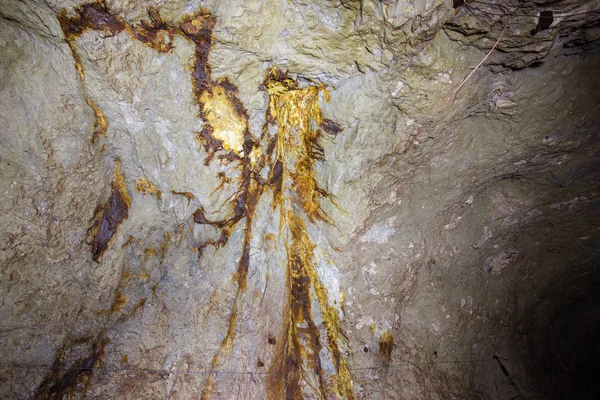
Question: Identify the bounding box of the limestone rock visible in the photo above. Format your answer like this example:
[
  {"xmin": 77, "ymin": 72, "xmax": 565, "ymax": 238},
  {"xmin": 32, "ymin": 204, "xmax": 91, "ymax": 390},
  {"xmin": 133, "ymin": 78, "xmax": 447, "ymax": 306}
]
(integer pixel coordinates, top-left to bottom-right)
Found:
[{"xmin": 1, "ymin": 0, "xmax": 599, "ymax": 399}]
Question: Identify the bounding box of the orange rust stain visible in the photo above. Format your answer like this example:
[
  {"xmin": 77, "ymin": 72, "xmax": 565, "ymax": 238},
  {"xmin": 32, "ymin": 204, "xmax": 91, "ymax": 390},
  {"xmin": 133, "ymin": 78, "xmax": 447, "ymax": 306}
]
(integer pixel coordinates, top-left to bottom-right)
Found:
[
  {"xmin": 171, "ymin": 190, "xmax": 195, "ymax": 203},
  {"xmin": 86, "ymin": 159, "xmax": 130, "ymax": 262},
  {"xmin": 144, "ymin": 248, "xmax": 156, "ymax": 260},
  {"xmin": 57, "ymin": 2, "xmax": 192, "ymax": 144},
  {"xmin": 122, "ymin": 235, "xmax": 135, "ymax": 248},
  {"xmin": 263, "ymin": 67, "xmax": 342, "ymax": 223},
  {"xmin": 131, "ymin": 298, "xmax": 147, "ymax": 318},
  {"xmin": 379, "ymin": 330, "xmax": 395, "ymax": 368},
  {"xmin": 262, "ymin": 69, "xmax": 353, "ymax": 399},
  {"xmin": 124, "ymin": 7, "xmax": 177, "ymax": 53},
  {"xmin": 211, "ymin": 171, "xmax": 233, "ymax": 194},
  {"xmin": 200, "ymin": 85, "xmax": 247, "ymax": 156},
  {"xmin": 194, "ymin": 36, "xmax": 265, "ymax": 400},
  {"xmin": 268, "ymin": 212, "xmax": 353, "ymax": 399},
  {"xmin": 268, "ymin": 211, "xmax": 322, "ymax": 400},
  {"xmin": 160, "ymin": 232, "xmax": 171, "ymax": 257},
  {"xmin": 34, "ymin": 338, "xmax": 107, "ymax": 400},
  {"xmin": 58, "ymin": 3, "xmax": 354, "ymax": 399},
  {"xmin": 136, "ymin": 178, "xmax": 162, "ymax": 199},
  {"xmin": 58, "ymin": 2, "xmax": 123, "ymax": 144},
  {"xmin": 110, "ymin": 290, "xmax": 129, "ymax": 315},
  {"xmin": 139, "ymin": 269, "xmax": 150, "ymax": 281},
  {"xmin": 121, "ymin": 354, "xmax": 129, "ymax": 363}
]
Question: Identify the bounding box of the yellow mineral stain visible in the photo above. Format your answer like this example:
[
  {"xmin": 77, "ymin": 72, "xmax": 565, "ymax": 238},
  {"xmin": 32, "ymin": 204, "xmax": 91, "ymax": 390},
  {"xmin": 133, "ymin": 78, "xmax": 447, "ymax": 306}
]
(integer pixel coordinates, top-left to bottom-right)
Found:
[
  {"xmin": 249, "ymin": 144, "xmax": 262, "ymax": 166},
  {"xmin": 130, "ymin": 298, "xmax": 146, "ymax": 318},
  {"xmin": 264, "ymin": 232, "xmax": 276, "ymax": 245},
  {"xmin": 144, "ymin": 248, "xmax": 156, "ymax": 259},
  {"xmin": 379, "ymin": 329, "xmax": 395, "ymax": 368},
  {"xmin": 136, "ymin": 178, "xmax": 162, "ymax": 199},
  {"xmin": 120, "ymin": 270, "xmax": 135, "ymax": 287},
  {"xmin": 110, "ymin": 290, "xmax": 128, "ymax": 314},
  {"xmin": 171, "ymin": 190, "xmax": 195, "ymax": 202},
  {"xmin": 200, "ymin": 86, "xmax": 246, "ymax": 156},
  {"xmin": 264, "ymin": 68, "xmax": 332, "ymax": 223},
  {"xmin": 292, "ymin": 213, "xmax": 354, "ymax": 398},
  {"xmin": 265, "ymin": 68, "xmax": 354, "ymax": 399},
  {"xmin": 90, "ymin": 98, "xmax": 108, "ymax": 143},
  {"xmin": 323, "ymin": 87, "xmax": 331, "ymax": 102},
  {"xmin": 60, "ymin": 4, "xmax": 354, "ymax": 398},
  {"xmin": 200, "ymin": 298, "xmax": 239, "ymax": 400},
  {"xmin": 113, "ymin": 160, "xmax": 131, "ymax": 208},
  {"xmin": 160, "ymin": 232, "xmax": 171, "ymax": 256},
  {"xmin": 138, "ymin": 269, "xmax": 150, "ymax": 280},
  {"xmin": 66, "ymin": 39, "xmax": 85, "ymax": 83}
]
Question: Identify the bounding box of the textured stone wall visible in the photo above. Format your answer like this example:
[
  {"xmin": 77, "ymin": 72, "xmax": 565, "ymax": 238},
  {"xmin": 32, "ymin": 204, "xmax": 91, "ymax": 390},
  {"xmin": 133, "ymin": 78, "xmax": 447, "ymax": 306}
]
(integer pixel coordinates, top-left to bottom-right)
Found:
[{"xmin": 1, "ymin": 0, "xmax": 599, "ymax": 399}]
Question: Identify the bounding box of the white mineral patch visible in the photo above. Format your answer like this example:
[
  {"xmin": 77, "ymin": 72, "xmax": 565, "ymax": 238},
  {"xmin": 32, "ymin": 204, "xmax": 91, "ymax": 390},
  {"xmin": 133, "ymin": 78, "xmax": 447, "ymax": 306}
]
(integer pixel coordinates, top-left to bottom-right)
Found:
[
  {"xmin": 315, "ymin": 250, "xmax": 343, "ymax": 314},
  {"xmin": 360, "ymin": 217, "xmax": 397, "ymax": 244}
]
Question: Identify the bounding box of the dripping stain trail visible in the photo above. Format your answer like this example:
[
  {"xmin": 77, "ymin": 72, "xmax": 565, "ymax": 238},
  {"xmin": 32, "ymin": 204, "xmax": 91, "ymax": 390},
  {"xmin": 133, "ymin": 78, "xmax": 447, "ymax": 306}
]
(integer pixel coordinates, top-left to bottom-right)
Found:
[{"xmin": 53, "ymin": 3, "xmax": 261, "ymax": 399}]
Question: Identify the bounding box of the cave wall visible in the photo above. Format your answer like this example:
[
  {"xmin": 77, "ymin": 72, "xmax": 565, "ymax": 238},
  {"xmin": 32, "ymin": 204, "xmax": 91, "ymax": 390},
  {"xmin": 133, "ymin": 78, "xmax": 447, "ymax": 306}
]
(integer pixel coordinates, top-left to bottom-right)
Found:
[{"xmin": 1, "ymin": 0, "xmax": 599, "ymax": 399}]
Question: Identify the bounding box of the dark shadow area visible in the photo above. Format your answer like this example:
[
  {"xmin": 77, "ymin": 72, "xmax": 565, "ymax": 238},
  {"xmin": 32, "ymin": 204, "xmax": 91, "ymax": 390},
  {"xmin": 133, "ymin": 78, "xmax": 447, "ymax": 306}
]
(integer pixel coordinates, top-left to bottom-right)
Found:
[{"xmin": 515, "ymin": 268, "xmax": 600, "ymax": 400}]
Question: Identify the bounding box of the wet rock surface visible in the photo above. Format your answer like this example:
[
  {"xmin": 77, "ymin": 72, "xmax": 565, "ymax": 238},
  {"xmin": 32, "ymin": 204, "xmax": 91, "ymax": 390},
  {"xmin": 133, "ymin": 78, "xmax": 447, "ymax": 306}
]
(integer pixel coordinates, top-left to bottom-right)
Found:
[{"xmin": 1, "ymin": 0, "xmax": 599, "ymax": 399}]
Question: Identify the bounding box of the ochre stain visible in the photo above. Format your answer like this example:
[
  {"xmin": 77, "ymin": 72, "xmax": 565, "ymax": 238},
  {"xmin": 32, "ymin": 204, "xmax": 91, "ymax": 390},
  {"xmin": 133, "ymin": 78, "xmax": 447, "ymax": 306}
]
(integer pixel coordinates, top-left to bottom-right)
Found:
[
  {"xmin": 58, "ymin": 2, "xmax": 352, "ymax": 399},
  {"xmin": 171, "ymin": 190, "xmax": 195, "ymax": 203},
  {"xmin": 109, "ymin": 290, "xmax": 129, "ymax": 315},
  {"xmin": 131, "ymin": 298, "xmax": 147, "ymax": 318},
  {"xmin": 160, "ymin": 232, "xmax": 171, "ymax": 257},
  {"xmin": 379, "ymin": 329, "xmax": 395, "ymax": 368},
  {"xmin": 89, "ymin": 99, "xmax": 108, "ymax": 143},
  {"xmin": 263, "ymin": 67, "xmax": 342, "ymax": 223},
  {"xmin": 120, "ymin": 269, "xmax": 135, "ymax": 287},
  {"xmin": 86, "ymin": 159, "xmax": 130, "ymax": 262},
  {"xmin": 136, "ymin": 178, "xmax": 162, "ymax": 199},
  {"xmin": 200, "ymin": 85, "xmax": 247, "ymax": 155},
  {"xmin": 144, "ymin": 248, "xmax": 156, "ymax": 260},
  {"xmin": 34, "ymin": 338, "xmax": 107, "ymax": 400},
  {"xmin": 262, "ymin": 68, "xmax": 353, "ymax": 399}
]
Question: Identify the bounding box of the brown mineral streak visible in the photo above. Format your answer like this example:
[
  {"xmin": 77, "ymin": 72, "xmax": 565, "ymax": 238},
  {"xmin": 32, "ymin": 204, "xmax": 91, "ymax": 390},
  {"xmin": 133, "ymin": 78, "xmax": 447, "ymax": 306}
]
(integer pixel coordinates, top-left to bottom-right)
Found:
[
  {"xmin": 109, "ymin": 290, "xmax": 129, "ymax": 314},
  {"xmin": 86, "ymin": 159, "xmax": 130, "ymax": 262},
  {"xmin": 136, "ymin": 177, "xmax": 162, "ymax": 199},
  {"xmin": 34, "ymin": 338, "xmax": 107, "ymax": 400},
  {"xmin": 171, "ymin": 190, "xmax": 195, "ymax": 202},
  {"xmin": 58, "ymin": 1, "xmax": 179, "ymax": 143},
  {"xmin": 58, "ymin": 2, "xmax": 353, "ymax": 398},
  {"xmin": 379, "ymin": 330, "xmax": 396, "ymax": 368},
  {"xmin": 263, "ymin": 68, "xmax": 354, "ymax": 399},
  {"xmin": 58, "ymin": 2, "xmax": 124, "ymax": 144}
]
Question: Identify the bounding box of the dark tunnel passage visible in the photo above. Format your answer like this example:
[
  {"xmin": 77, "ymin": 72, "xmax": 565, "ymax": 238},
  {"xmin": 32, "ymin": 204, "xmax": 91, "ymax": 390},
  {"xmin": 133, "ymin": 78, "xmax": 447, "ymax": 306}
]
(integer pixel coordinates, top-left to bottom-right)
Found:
[
  {"xmin": 398, "ymin": 52, "xmax": 600, "ymax": 399},
  {"xmin": 515, "ymin": 267, "xmax": 600, "ymax": 400},
  {"xmin": 486, "ymin": 191, "xmax": 600, "ymax": 400}
]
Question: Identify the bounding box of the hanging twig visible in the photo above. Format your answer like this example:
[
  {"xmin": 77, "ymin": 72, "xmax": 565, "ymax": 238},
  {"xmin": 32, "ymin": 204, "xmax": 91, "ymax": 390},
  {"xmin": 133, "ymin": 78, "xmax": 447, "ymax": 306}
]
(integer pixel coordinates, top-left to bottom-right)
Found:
[
  {"xmin": 445, "ymin": 14, "xmax": 510, "ymax": 103},
  {"xmin": 401, "ymin": 13, "xmax": 510, "ymax": 154}
]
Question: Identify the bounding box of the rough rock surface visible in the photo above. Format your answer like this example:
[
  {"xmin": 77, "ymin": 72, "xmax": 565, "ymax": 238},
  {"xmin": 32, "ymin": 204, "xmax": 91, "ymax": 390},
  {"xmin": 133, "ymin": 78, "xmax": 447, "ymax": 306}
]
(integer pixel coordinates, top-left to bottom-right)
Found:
[{"xmin": 1, "ymin": 0, "xmax": 599, "ymax": 399}]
